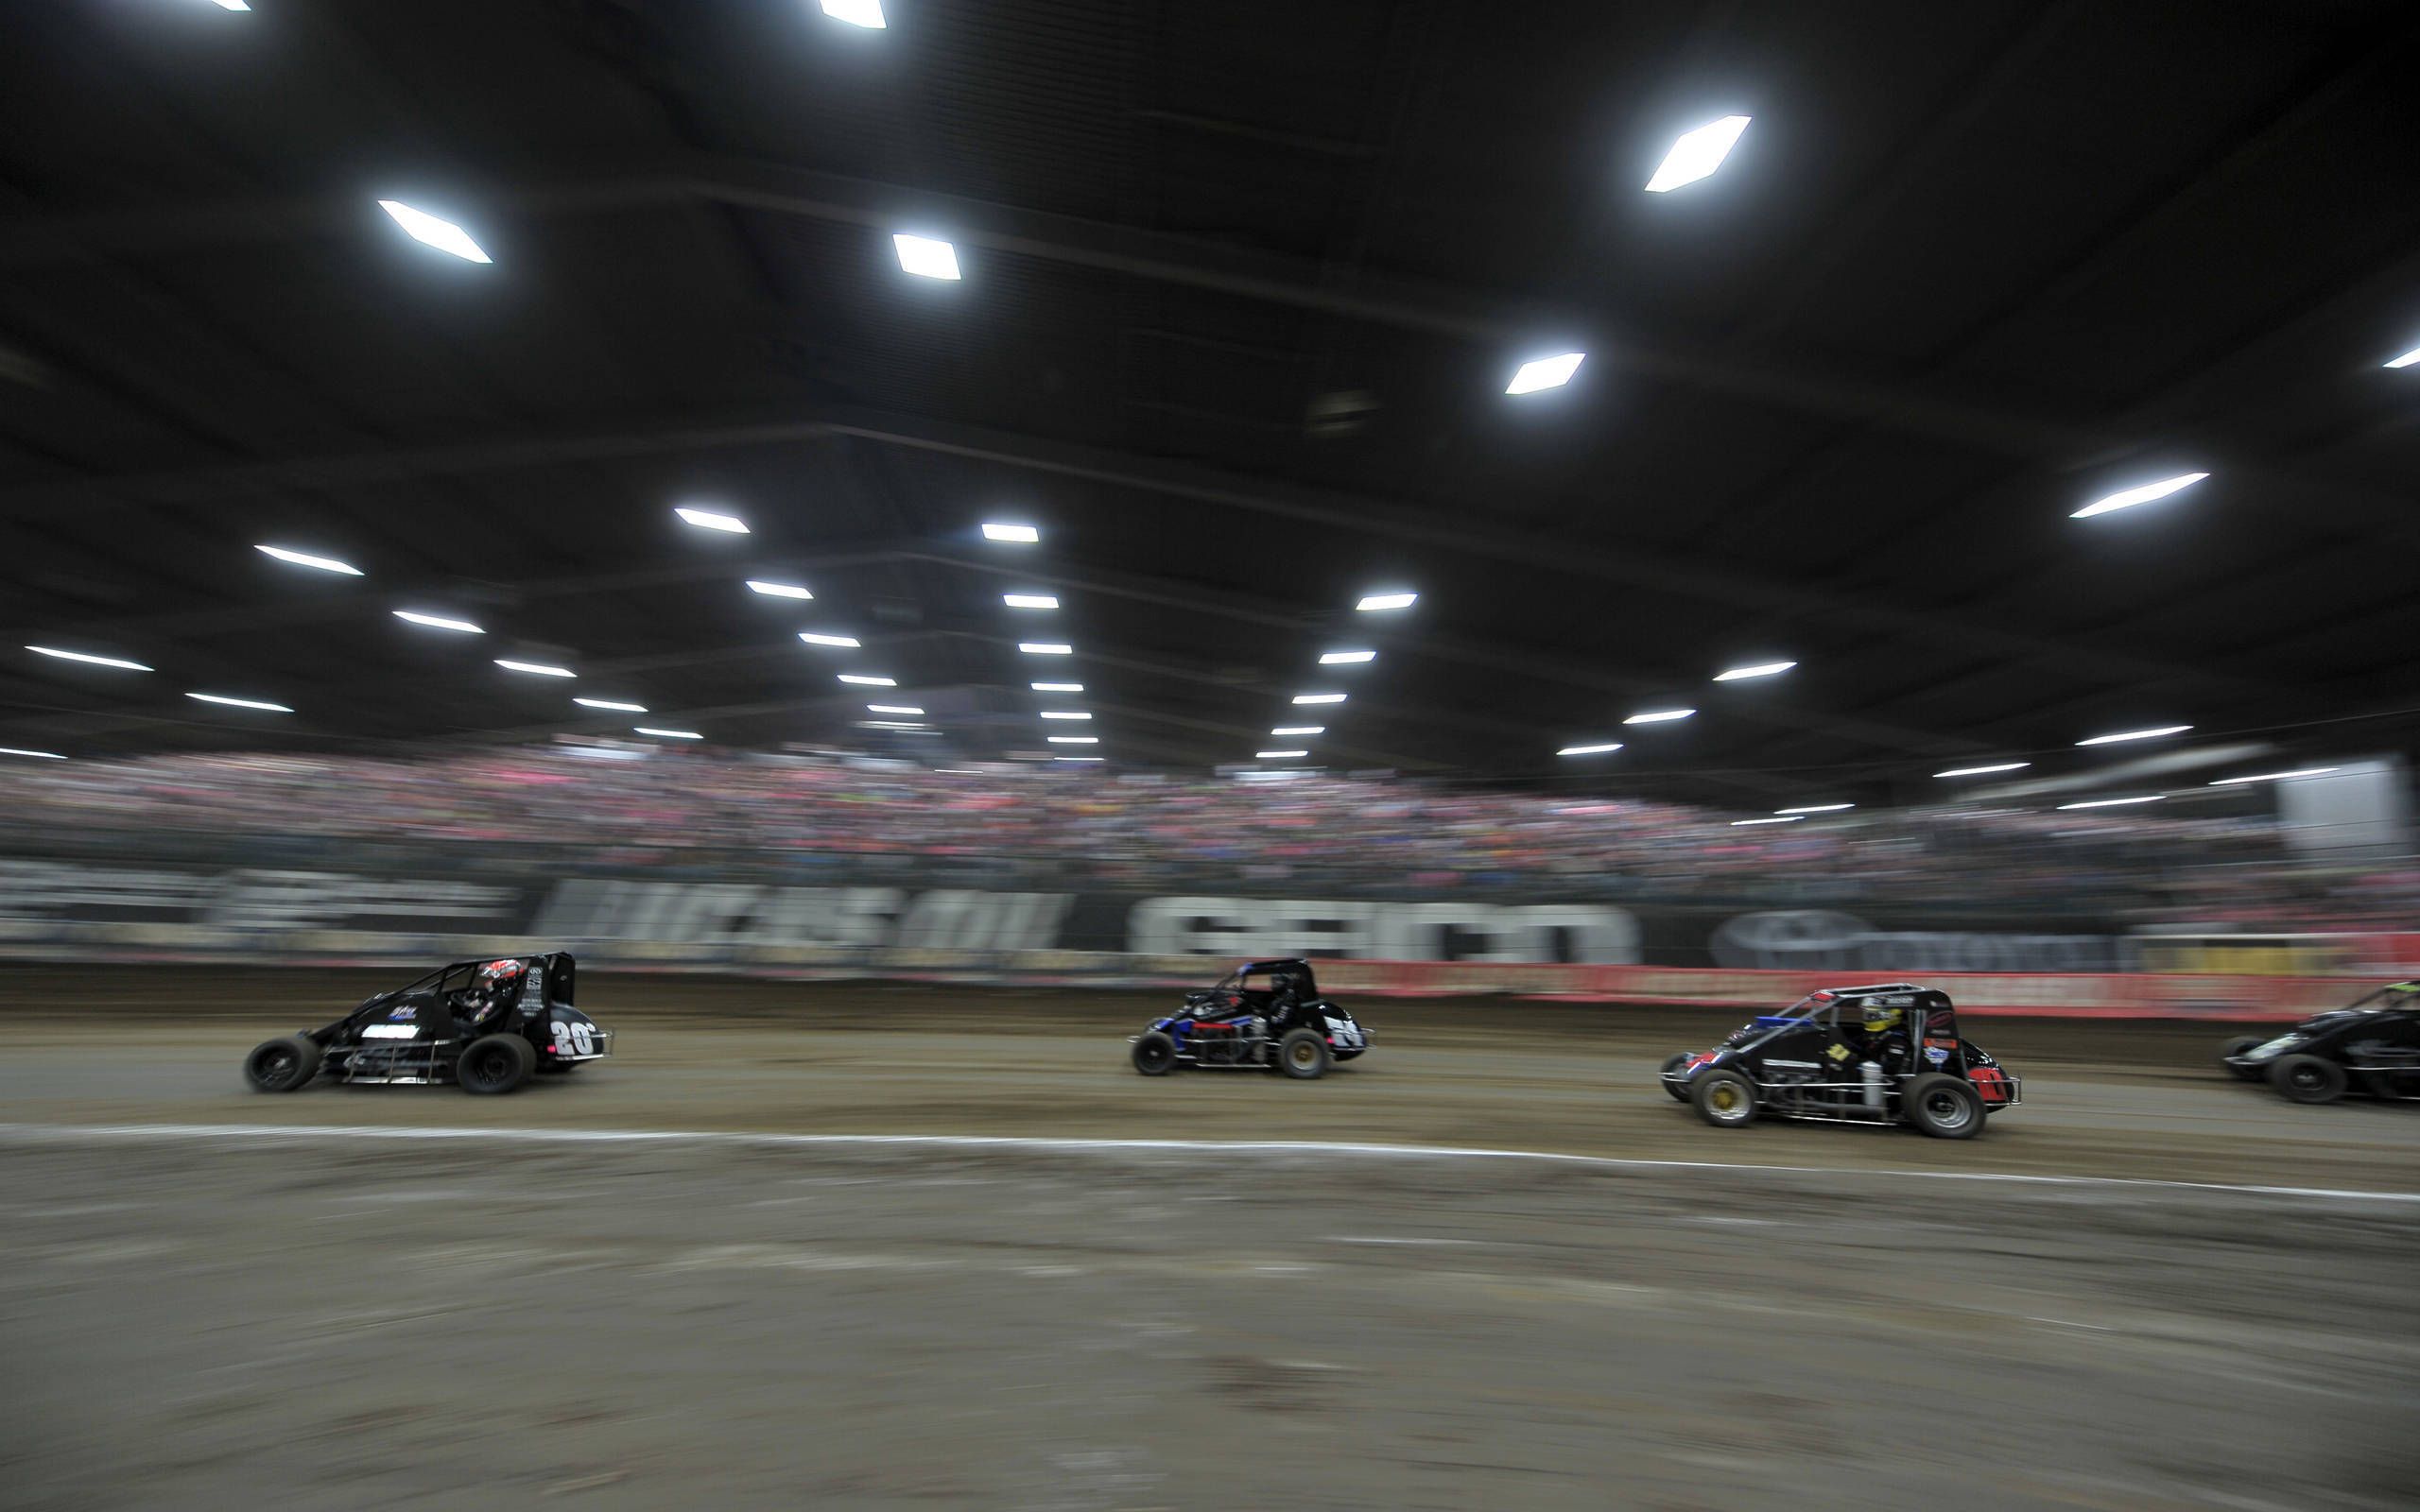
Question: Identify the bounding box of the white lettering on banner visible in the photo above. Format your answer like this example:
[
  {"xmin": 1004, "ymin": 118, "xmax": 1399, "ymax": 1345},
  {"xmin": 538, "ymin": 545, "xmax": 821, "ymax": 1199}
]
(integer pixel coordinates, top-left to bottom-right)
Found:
[
  {"xmin": 898, "ymin": 891, "xmax": 1072, "ymax": 952},
  {"xmin": 1124, "ymin": 897, "xmax": 1639, "ymax": 962},
  {"xmin": 528, "ymin": 881, "xmax": 1071, "ymax": 951},
  {"xmin": 1709, "ymin": 910, "xmax": 2116, "ymax": 973},
  {"xmin": 0, "ymin": 862, "xmax": 214, "ymax": 918}
]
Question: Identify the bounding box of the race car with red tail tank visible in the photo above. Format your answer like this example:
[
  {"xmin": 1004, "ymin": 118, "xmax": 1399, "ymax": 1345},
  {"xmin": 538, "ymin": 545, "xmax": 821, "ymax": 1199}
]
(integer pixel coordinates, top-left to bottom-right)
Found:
[
  {"xmin": 243, "ymin": 953, "xmax": 612, "ymax": 1095},
  {"xmin": 1658, "ymin": 982, "xmax": 2018, "ymax": 1139},
  {"xmin": 1131, "ymin": 958, "xmax": 1368, "ymax": 1079},
  {"xmin": 2219, "ymin": 981, "xmax": 2420, "ymax": 1104}
]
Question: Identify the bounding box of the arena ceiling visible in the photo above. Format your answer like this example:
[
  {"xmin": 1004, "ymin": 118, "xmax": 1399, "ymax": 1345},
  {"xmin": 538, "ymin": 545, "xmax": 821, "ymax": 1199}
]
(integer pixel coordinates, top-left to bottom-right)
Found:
[{"xmin": 3, "ymin": 0, "xmax": 2417, "ymax": 811}]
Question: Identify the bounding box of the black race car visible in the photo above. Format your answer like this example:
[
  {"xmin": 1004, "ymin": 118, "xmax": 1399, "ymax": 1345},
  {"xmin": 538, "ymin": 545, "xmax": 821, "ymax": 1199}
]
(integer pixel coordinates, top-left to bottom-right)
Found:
[
  {"xmin": 1130, "ymin": 958, "xmax": 1369, "ymax": 1079},
  {"xmin": 243, "ymin": 953, "xmax": 612, "ymax": 1095},
  {"xmin": 1658, "ymin": 982, "xmax": 2019, "ymax": 1139},
  {"xmin": 2219, "ymin": 982, "xmax": 2420, "ymax": 1104}
]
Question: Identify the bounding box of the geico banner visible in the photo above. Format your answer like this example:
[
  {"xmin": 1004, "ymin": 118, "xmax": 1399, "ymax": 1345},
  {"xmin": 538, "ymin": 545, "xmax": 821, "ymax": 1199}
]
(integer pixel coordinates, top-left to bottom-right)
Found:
[
  {"xmin": 530, "ymin": 880, "xmax": 1073, "ymax": 951},
  {"xmin": 1120, "ymin": 896, "xmax": 1640, "ymax": 962}
]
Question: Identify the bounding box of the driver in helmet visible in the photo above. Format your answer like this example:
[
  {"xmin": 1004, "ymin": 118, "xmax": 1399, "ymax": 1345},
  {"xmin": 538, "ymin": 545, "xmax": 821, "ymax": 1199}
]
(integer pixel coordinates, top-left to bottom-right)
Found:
[
  {"xmin": 1854, "ymin": 998, "xmax": 1910, "ymax": 1072},
  {"xmin": 454, "ymin": 958, "xmax": 527, "ymax": 1030}
]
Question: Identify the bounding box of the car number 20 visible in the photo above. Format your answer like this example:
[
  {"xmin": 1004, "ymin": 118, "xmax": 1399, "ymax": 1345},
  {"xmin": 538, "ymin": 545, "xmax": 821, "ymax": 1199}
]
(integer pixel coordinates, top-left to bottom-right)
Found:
[
  {"xmin": 1324, "ymin": 1017, "xmax": 1363, "ymax": 1049},
  {"xmin": 551, "ymin": 1021, "xmax": 596, "ymax": 1056}
]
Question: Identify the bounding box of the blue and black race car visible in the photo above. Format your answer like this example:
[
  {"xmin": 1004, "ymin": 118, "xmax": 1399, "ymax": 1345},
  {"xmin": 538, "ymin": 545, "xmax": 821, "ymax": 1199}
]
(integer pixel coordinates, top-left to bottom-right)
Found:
[
  {"xmin": 243, "ymin": 952, "xmax": 613, "ymax": 1095},
  {"xmin": 1130, "ymin": 958, "xmax": 1369, "ymax": 1079}
]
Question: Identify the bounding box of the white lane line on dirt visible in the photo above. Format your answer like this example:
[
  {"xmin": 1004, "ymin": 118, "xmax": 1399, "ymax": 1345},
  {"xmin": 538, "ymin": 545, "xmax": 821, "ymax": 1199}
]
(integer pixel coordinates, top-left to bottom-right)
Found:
[{"xmin": 3, "ymin": 1122, "xmax": 2417, "ymax": 1206}]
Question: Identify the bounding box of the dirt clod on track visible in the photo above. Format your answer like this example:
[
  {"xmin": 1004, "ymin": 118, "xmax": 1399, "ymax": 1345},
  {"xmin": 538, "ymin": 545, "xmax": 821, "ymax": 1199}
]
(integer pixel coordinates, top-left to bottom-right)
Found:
[{"xmin": 2, "ymin": 970, "xmax": 2416, "ymax": 1510}]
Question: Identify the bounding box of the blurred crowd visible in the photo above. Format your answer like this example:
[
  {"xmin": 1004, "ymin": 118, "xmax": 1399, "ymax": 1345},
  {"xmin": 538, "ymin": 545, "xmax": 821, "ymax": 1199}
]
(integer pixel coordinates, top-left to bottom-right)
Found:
[{"xmin": 6, "ymin": 747, "xmax": 2414, "ymax": 926}]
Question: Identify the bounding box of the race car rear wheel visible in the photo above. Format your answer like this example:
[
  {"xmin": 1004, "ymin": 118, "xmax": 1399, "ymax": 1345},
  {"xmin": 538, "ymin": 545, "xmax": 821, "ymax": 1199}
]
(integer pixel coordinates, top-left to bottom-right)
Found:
[
  {"xmin": 2219, "ymin": 1036, "xmax": 2267, "ymax": 1080},
  {"xmin": 1903, "ymin": 1074, "xmax": 1983, "ymax": 1140},
  {"xmin": 458, "ymin": 1033, "xmax": 536, "ymax": 1095},
  {"xmin": 244, "ymin": 1035, "xmax": 321, "ymax": 1093},
  {"xmin": 1690, "ymin": 1069, "xmax": 1756, "ymax": 1128},
  {"xmin": 1276, "ymin": 1027, "xmax": 1330, "ymax": 1080},
  {"xmin": 2268, "ymin": 1053, "xmax": 2345, "ymax": 1105},
  {"xmin": 1659, "ymin": 1053, "xmax": 1694, "ymax": 1102},
  {"xmin": 1132, "ymin": 1031, "xmax": 1178, "ymax": 1076}
]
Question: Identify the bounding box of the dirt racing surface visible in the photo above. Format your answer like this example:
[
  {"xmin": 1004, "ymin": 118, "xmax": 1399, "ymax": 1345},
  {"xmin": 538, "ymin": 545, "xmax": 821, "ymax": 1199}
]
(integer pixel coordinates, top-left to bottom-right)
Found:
[{"xmin": 2, "ymin": 970, "xmax": 2416, "ymax": 1510}]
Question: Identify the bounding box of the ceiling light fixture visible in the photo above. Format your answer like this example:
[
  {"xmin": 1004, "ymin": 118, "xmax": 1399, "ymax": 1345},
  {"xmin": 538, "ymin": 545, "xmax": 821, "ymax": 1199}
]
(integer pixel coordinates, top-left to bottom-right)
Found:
[
  {"xmin": 1257, "ymin": 750, "xmax": 1308, "ymax": 760},
  {"xmin": 187, "ymin": 693, "xmax": 292, "ymax": 713},
  {"xmin": 1713, "ymin": 660, "xmax": 1795, "ymax": 681},
  {"xmin": 1646, "ymin": 114, "xmax": 1752, "ymax": 192},
  {"xmin": 820, "ymin": 0, "xmax": 885, "ymax": 27},
  {"xmin": 1046, "ymin": 735, "xmax": 1099, "ymax": 745},
  {"xmin": 392, "ymin": 610, "xmax": 483, "ymax": 634},
  {"xmin": 1557, "ymin": 742, "xmax": 1624, "ymax": 757},
  {"xmin": 0, "ymin": 747, "xmax": 65, "ymax": 760},
  {"xmin": 1031, "ymin": 681, "xmax": 1083, "ymax": 693},
  {"xmin": 2077, "ymin": 725, "xmax": 2191, "ymax": 747},
  {"xmin": 1055, "ymin": 755, "xmax": 1104, "ymax": 763},
  {"xmin": 867, "ymin": 704, "xmax": 924, "ymax": 715},
  {"xmin": 2381, "ymin": 346, "xmax": 2419, "ymax": 369},
  {"xmin": 1272, "ymin": 726, "xmax": 1324, "ymax": 736},
  {"xmin": 1039, "ymin": 711, "xmax": 1091, "ymax": 720},
  {"xmin": 1935, "ymin": 762, "xmax": 2031, "ymax": 778},
  {"xmin": 1319, "ymin": 650, "xmax": 1376, "ymax": 664},
  {"xmin": 1776, "ymin": 803, "xmax": 1854, "ymax": 815},
  {"xmin": 1019, "ymin": 643, "xmax": 1072, "ymax": 655},
  {"xmin": 799, "ymin": 632, "xmax": 862, "ymax": 648},
  {"xmin": 2209, "ymin": 767, "xmax": 2340, "ymax": 786},
  {"xmin": 893, "ymin": 233, "xmax": 961, "ymax": 280},
  {"xmin": 1506, "ymin": 352, "xmax": 1585, "ymax": 394},
  {"xmin": 838, "ymin": 674, "xmax": 897, "ymax": 686},
  {"xmin": 2071, "ymin": 472, "xmax": 2209, "ymax": 520},
  {"xmin": 982, "ymin": 522, "xmax": 1040, "ymax": 543},
  {"xmin": 26, "ymin": 645, "xmax": 152, "ymax": 671},
  {"xmin": 574, "ymin": 697, "xmax": 648, "ymax": 713},
  {"xmin": 495, "ymin": 660, "xmax": 575, "ymax": 678},
  {"xmin": 1292, "ymin": 693, "xmax": 1346, "ymax": 705},
  {"xmin": 1730, "ymin": 815, "xmax": 1803, "ymax": 827},
  {"xmin": 747, "ymin": 580, "xmax": 813, "ymax": 600},
  {"xmin": 674, "ymin": 506, "xmax": 749, "ymax": 534},
  {"xmin": 1002, "ymin": 593, "xmax": 1059, "ymax": 610},
  {"xmin": 255, "ymin": 544, "xmax": 363, "ymax": 576},
  {"xmin": 2058, "ymin": 795, "xmax": 2165, "ymax": 810},
  {"xmin": 376, "ymin": 199, "xmax": 491, "ymax": 263},
  {"xmin": 1624, "ymin": 708, "xmax": 1695, "ymax": 725},
  {"xmin": 1355, "ymin": 592, "xmax": 1417, "ymax": 611},
  {"xmin": 634, "ymin": 727, "xmax": 703, "ymax": 740}
]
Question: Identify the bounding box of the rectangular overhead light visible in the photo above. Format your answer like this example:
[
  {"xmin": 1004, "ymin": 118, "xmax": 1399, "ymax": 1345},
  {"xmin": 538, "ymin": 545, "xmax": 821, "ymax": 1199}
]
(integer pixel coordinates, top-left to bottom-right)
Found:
[
  {"xmin": 1319, "ymin": 650, "xmax": 1375, "ymax": 664},
  {"xmin": 634, "ymin": 727, "xmax": 703, "ymax": 740},
  {"xmin": 838, "ymin": 674, "xmax": 897, "ymax": 686},
  {"xmin": 799, "ymin": 632, "xmax": 861, "ymax": 648},
  {"xmin": 2071, "ymin": 472, "xmax": 2208, "ymax": 520},
  {"xmin": 867, "ymin": 704, "xmax": 924, "ymax": 715},
  {"xmin": 1257, "ymin": 749, "xmax": 1308, "ymax": 760},
  {"xmin": 2058, "ymin": 795, "xmax": 2165, "ymax": 810},
  {"xmin": 1557, "ymin": 742, "xmax": 1623, "ymax": 756},
  {"xmin": 574, "ymin": 697, "xmax": 648, "ymax": 713},
  {"xmin": 1039, "ymin": 711, "xmax": 1091, "ymax": 720},
  {"xmin": 1031, "ymin": 681, "xmax": 1083, "ymax": 693},
  {"xmin": 1730, "ymin": 815, "xmax": 1803, "ymax": 826},
  {"xmin": 674, "ymin": 506, "xmax": 750, "ymax": 533},
  {"xmin": 821, "ymin": 0, "xmax": 886, "ymax": 26},
  {"xmin": 1054, "ymin": 755, "xmax": 1104, "ymax": 763},
  {"xmin": 1934, "ymin": 762, "xmax": 2031, "ymax": 778},
  {"xmin": 2386, "ymin": 346, "xmax": 2420, "ymax": 369},
  {"xmin": 1046, "ymin": 735, "xmax": 1099, "ymax": 745},
  {"xmin": 1019, "ymin": 643, "xmax": 1073, "ymax": 655},
  {"xmin": 187, "ymin": 693, "xmax": 292, "ymax": 713},
  {"xmin": 496, "ymin": 659, "xmax": 575, "ymax": 679},
  {"xmin": 893, "ymin": 233, "xmax": 961, "ymax": 280},
  {"xmin": 1356, "ymin": 592, "xmax": 1417, "ymax": 611},
  {"xmin": 983, "ymin": 522, "xmax": 1041, "ymax": 543},
  {"xmin": 1002, "ymin": 593, "xmax": 1059, "ymax": 610},
  {"xmin": 255, "ymin": 544, "xmax": 362, "ymax": 576},
  {"xmin": 393, "ymin": 610, "xmax": 483, "ymax": 634},
  {"xmin": 26, "ymin": 644, "xmax": 152, "ymax": 671},
  {"xmin": 207, "ymin": 1, "xmax": 252, "ymax": 9},
  {"xmin": 0, "ymin": 747, "xmax": 66, "ymax": 760},
  {"xmin": 1272, "ymin": 726, "xmax": 1324, "ymax": 736},
  {"xmin": 2210, "ymin": 767, "xmax": 2339, "ymax": 786},
  {"xmin": 1646, "ymin": 114, "xmax": 1751, "ymax": 192},
  {"xmin": 2077, "ymin": 724, "xmax": 2191, "ymax": 747},
  {"xmin": 1624, "ymin": 708, "xmax": 1695, "ymax": 724},
  {"xmin": 747, "ymin": 579, "xmax": 813, "ymax": 600},
  {"xmin": 376, "ymin": 199, "xmax": 491, "ymax": 264},
  {"xmin": 1713, "ymin": 660, "xmax": 1795, "ymax": 681},
  {"xmin": 1776, "ymin": 803, "xmax": 1854, "ymax": 814},
  {"xmin": 859, "ymin": 720, "xmax": 927, "ymax": 730},
  {"xmin": 1292, "ymin": 693, "xmax": 1346, "ymax": 705},
  {"xmin": 1506, "ymin": 353, "xmax": 1584, "ymax": 395}
]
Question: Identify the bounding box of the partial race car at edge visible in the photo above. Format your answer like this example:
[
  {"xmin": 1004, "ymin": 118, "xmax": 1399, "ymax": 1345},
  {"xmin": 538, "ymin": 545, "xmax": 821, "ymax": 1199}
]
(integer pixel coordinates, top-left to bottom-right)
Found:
[{"xmin": 2220, "ymin": 981, "xmax": 2420, "ymax": 1105}]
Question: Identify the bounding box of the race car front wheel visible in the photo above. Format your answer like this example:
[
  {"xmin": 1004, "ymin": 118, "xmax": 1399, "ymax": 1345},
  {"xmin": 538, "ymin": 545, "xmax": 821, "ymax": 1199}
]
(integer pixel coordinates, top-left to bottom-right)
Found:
[
  {"xmin": 1132, "ymin": 1031, "xmax": 1177, "ymax": 1076},
  {"xmin": 1690, "ymin": 1069, "xmax": 1756, "ymax": 1128},
  {"xmin": 1276, "ymin": 1027, "xmax": 1330, "ymax": 1080},
  {"xmin": 1659, "ymin": 1053, "xmax": 1694, "ymax": 1102},
  {"xmin": 2219, "ymin": 1037, "xmax": 2266, "ymax": 1080},
  {"xmin": 458, "ymin": 1033, "xmax": 536, "ymax": 1095},
  {"xmin": 1903, "ymin": 1074, "xmax": 1983, "ymax": 1140},
  {"xmin": 244, "ymin": 1035, "xmax": 321, "ymax": 1093},
  {"xmin": 2268, "ymin": 1053, "xmax": 2345, "ymax": 1105}
]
